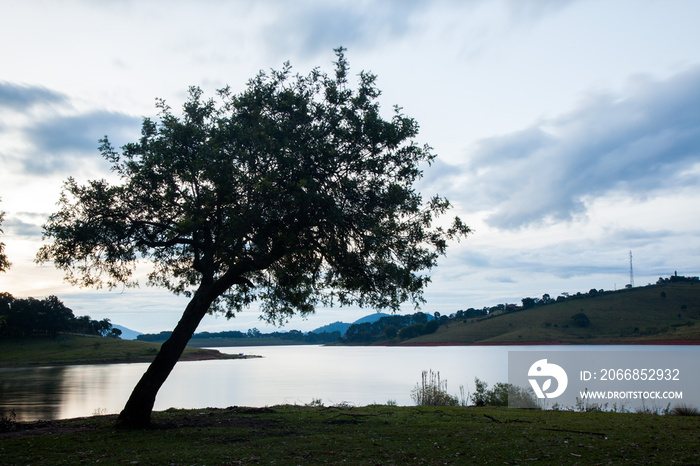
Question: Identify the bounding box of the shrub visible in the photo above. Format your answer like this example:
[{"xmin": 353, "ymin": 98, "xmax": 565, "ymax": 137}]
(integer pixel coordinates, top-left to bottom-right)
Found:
[
  {"xmin": 571, "ymin": 312, "xmax": 591, "ymax": 328},
  {"xmin": 411, "ymin": 370, "xmax": 458, "ymax": 406},
  {"xmin": 471, "ymin": 378, "xmax": 509, "ymax": 407},
  {"xmin": 670, "ymin": 403, "xmax": 699, "ymax": 416}
]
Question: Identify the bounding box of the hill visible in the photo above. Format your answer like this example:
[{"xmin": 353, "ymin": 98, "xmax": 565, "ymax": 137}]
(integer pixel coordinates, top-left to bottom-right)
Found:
[
  {"xmin": 401, "ymin": 282, "xmax": 700, "ymax": 345},
  {"xmin": 113, "ymin": 324, "xmax": 142, "ymax": 340},
  {"xmin": 311, "ymin": 312, "xmax": 423, "ymax": 336},
  {"xmin": 352, "ymin": 312, "xmax": 392, "ymax": 325},
  {"xmin": 310, "ymin": 321, "xmax": 351, "ymax": 335}
]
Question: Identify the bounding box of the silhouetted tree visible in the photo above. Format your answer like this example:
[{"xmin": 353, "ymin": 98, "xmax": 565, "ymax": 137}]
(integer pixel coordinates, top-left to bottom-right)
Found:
[{"xmin": 37, "ymin": 49, "xmax": 469, "ymax": 428}]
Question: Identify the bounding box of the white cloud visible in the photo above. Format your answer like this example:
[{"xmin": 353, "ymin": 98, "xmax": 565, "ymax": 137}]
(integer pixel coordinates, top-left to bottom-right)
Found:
[
  {"xmin": 444, "ymin": 66, "xmax": 700, "ymax": 229},
  {"xmin": 1, "ymin": 0, "xmax": 699, "ymax": 332}
]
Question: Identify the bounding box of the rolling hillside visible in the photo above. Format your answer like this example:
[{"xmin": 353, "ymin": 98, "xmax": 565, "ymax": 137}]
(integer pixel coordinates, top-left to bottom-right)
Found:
[{"xmin": 402, "ymin": 282, "xmax": 700, "ymax": 345}]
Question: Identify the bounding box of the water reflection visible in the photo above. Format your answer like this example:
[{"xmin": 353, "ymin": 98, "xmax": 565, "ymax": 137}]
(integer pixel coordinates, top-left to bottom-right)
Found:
[
  {"xmin": 1, "ymin": 346, "xmax": 697, "ymax": 422},
  {"xmin": 0, "ymin": 367, "xmax": 66, "ymax": 421}
]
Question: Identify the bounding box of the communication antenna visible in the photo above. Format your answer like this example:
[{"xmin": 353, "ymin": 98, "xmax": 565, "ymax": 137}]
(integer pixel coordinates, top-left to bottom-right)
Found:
[{"xmin": 629, "ymin": 250, "xmax": 634, "ymax": 288}]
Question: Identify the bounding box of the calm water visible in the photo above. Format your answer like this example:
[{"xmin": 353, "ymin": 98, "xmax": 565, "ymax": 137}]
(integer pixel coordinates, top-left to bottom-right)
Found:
[{"xmin": 1, "ymin": 345, "xmax": 696, "ymax": 421}]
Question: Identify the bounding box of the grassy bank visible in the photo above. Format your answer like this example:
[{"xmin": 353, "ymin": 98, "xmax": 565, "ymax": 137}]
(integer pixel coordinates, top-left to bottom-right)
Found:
[
  {"xmin": 405, "ymin": 282, "xmax": 700, "ymax": 345},
  {"xmin": 0, "ymin": 334, "xmax": 239, "ymax": 368},
  {"xmin": 1, "ymin": 405, "xmax": 699, "ymax": 464}
]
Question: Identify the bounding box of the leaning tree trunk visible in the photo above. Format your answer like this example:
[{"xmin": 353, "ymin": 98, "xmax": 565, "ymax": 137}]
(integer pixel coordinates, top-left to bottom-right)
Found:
[{"xmin": 116, "ymin": 285, "xmax": 216, "ymax": 429}]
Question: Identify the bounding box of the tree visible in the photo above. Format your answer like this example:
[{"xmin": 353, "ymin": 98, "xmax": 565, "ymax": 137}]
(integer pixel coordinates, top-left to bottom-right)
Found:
[
  {"xmin": 37, "ymin": 49, "xmax": 469, "ymax": 428},
  {"xmin": 0, "ymin": 199, "xmax": 10, "ymax": 273},
  {"xmin": 571, "ymin": 312, "xmax": 591, "ymax": 328}
]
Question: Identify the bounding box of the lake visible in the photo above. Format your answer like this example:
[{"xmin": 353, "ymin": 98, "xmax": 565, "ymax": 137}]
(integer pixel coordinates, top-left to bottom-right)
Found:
[{"xmin": 1, "ymin": 345, "xmax": 697, "ymax": 421}]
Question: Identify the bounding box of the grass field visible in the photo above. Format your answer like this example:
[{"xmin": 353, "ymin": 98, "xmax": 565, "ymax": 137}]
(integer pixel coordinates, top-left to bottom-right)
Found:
[
  {"xmin": 1, "ymin": 405, "xmax": 699, "ymax": 464},
  {"xmin": 0, "ymin": 334, "xmax": 238, "ymax": 368},
  {"xmin": 406, "ymin": 282, "xmax": 700, "ymax": 345}
]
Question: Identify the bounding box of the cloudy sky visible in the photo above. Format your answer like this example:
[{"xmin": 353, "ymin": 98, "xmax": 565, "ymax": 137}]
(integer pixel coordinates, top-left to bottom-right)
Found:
[{"xmin": 1, "ymin": 0, "xmax": 699, "ymax": 334}]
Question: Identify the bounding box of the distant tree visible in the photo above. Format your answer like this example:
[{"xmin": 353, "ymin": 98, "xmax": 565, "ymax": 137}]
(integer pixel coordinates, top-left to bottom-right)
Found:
[
  {"xmin": 1, "ymin": 294, "xmax": 77, "ymax": 337},
  {"xmin": 399, "ymin": 323, "xmax": 424, "ymax": 340},
  {"xmin": 384, "ymin": 325, "xmax": 398, "ymax": 339},
  {"xmin": 37, "ymin": 49, "xmax": 469, "ymax": 427},
  {"xmin": 421, "ymin": 319, "xmax": 439, "ymax": 335},
  {"xmin": 412, "ymin": 312, "xmax": 429, "ymax": 325},
  {"xmin": 521, "ymin": 297, "xmax": 538, "ymax": 309},
  {"xmin": 571, "ymin": 312, "xmax": 591, "ymax": 328},
  {"xmin": 0, "ymin": 199, "xmax": 10, "ymax": 273}
]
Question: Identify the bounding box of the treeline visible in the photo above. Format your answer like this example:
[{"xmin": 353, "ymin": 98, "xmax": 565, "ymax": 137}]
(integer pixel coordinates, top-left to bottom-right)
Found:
[
  {"xmin": 137, "ymin": 328, "xmax": 341, "ymax": 344},
  {"xmin": 342, "ymin": 312, "xmax": 445, "ymax": 343},
  {"xmin": 0, "ymin": 292, "xmax": 121, "ymax": 339},
  {"xmin": 139, "ymin": 274, "xmax": 699, "ymax": 346}
]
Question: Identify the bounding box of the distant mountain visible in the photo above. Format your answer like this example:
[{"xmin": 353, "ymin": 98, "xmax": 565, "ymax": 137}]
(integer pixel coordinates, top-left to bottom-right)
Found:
[
  {"xmin": 311, "ymin": 313, "xmax": 398, "ymax": 336},
  {"xmin": 310, "ymin": 321, "xmax": 352, "ymax": 335},
  {"xmin": 113, "ymin": 324, "xmax": 142, "ymax": 340},
  {"xmin": 352, "ymin": 313, "xmax": 392, "ymax": 325}
]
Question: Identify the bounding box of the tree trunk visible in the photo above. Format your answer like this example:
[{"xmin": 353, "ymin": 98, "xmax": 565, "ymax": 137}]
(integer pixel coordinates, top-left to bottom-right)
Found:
[{"xmin": 115, "ymin": 286, "xmax": 215, "ymax": 429}]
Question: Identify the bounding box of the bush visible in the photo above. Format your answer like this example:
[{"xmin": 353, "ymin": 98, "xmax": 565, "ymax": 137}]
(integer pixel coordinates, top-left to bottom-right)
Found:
[
  {"xmin": 670, "ymin": 403, "xmax": 699, "ymax": 416},
  {"xmin": 471, "ymin": 378, "xmax": 508, "ymax": 406},
  {"xmin": 469, "ymin": 378, "xmax": 538, "ymax": 408},
  {"xmin": 411, "ymin": 370, "xmax": 458, "ymax": 406}
]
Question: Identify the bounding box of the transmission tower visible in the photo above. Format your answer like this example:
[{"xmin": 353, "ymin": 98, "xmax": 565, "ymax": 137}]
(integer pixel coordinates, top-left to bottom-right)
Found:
[{"xmin": 629, "ymin": 250, "xmax": 634, "ymax": 288}]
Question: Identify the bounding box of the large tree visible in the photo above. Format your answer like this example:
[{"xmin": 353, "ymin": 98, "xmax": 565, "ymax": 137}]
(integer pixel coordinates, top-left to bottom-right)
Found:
[{"xmin": 37, "ymin": 49, "xmax": 469, "ymax": 428}]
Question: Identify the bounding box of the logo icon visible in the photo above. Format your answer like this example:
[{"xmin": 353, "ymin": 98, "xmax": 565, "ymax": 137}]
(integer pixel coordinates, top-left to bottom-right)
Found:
[{"xmin": 528, "ymin": 359, "xmax": 568, "ymax": 399}]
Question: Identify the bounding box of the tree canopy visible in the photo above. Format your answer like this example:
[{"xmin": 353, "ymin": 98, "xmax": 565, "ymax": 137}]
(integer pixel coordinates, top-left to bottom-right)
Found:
[
  {"xmin": 37, "ymin": 48, "xmax": 469, "ymax": 427},
  {"xmin": 0, "ymin": 292, "xmax": 120, "ymax": 338}
]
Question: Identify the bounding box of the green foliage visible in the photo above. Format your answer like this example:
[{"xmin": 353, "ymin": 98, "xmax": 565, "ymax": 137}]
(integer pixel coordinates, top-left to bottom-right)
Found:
[
  {"xmin": 571, "ymin": 312, "xmax": 591, "ymax": 328},
  {"xmin": 422, "ymin": 318, "xmax": 439, "ymax": 334},
  {"xmin": 384, "ymin": 325, "xmax": 398, "ymax": 339},
  {"xmin": 342, "ymin": 312, "xmax": 435, "ymax": 343},
  {"xmin": 38, "ymin": 49, "xmax": 469, "ymax": 427},
  {"xmin": 469, "ymin": 378, "xmax": 538, "ymax": 408},
  {"xmin": 398, "ymin": 322, "xmax": 424, "ymax": 340},
  {"xmin": 37, "ymin": 48, "xmax": 469, "ymax": 324},
  {"xmin": 0, "ymin": 293, "xmax": 117, "ymax": 339},
  {"xmin": 137, "ymin": 328, "xmax": 341, "ymax": 344},
  {"xmin": 411, "ymin": 370, "xmax": 459, "ymax": 406},
  {"xmin": 471, "ymin": 377, "xmax": 510, "ymax": 407}
]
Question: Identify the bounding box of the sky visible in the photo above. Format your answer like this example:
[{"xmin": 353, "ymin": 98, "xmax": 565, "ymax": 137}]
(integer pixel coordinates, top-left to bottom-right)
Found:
[{"xmin": 1, "ymin": 0, "xmax": 699, "ymax": 334}]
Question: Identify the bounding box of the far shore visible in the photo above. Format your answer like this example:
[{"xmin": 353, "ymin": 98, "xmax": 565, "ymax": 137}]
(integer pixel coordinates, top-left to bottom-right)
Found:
[{"xmin": 378, "ymin": 338, "xmax": 700, "ymax": 347}]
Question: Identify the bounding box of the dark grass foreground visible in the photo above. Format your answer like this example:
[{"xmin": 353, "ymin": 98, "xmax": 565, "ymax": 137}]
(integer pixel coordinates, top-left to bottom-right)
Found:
[{"xmin": 2, "ymin": 406, "xmax": 699, "ymax": 464}]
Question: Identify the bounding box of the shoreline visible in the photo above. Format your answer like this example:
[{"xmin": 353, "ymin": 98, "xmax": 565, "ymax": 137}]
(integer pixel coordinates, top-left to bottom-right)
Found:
[{"xmin": 387, "ymin": 339, "xmax": 700, "ymax": 347}]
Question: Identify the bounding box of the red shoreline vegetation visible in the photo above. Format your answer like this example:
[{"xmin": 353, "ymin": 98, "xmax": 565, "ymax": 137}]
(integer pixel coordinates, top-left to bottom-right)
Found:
[{"xmin": 390, "ymin": 339, "xmax": 700, "ymax": 347}]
